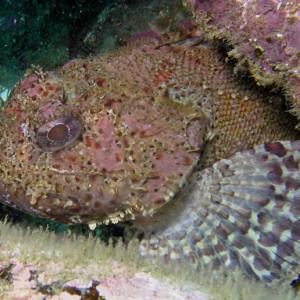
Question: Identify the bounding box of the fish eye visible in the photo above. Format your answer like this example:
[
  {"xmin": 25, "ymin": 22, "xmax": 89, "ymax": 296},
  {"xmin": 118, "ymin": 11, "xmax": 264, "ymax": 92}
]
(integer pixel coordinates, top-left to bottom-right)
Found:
[{"xmin": 36, "ymin": 116, "xmax": 82, "ymax": 152}]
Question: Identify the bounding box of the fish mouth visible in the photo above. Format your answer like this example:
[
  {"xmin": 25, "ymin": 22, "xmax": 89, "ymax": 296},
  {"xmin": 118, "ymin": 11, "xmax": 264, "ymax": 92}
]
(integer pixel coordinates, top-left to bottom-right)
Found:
[
  {"xmin": 0, "ymin": 180, "xmax": 50, "ymax": 220},
  {"xmin": 0, "ymin": 184, "xmax": 109, "ymax": 224}
]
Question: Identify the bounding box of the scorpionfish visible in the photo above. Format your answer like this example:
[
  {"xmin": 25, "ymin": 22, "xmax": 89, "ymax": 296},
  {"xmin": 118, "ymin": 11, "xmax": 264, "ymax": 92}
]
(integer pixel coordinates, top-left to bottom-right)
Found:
[{"xmin": 0, "ymin": 39, "xmax": 299, "ymax": 286}]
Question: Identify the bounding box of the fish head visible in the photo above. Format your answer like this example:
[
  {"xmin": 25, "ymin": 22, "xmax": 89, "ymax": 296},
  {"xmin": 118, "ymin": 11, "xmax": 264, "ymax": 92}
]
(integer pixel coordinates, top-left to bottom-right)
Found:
[{"xmin": 0, "ymin": 61, "xmax": 206, "ymax": 225}]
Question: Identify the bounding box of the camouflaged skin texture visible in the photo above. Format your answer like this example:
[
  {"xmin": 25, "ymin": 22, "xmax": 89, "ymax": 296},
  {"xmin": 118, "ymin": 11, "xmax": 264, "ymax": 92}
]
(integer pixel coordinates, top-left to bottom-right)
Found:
[{"xmin": 0, "ymin": 41, "xmax": 299, "ymax": 285}]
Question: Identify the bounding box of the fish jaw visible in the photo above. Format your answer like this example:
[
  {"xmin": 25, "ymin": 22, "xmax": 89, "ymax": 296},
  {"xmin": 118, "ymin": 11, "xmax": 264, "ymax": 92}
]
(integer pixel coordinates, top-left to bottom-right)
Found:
[{"xmin": 0, "ymin": 67, "xmax": 206, "ymax": 224}]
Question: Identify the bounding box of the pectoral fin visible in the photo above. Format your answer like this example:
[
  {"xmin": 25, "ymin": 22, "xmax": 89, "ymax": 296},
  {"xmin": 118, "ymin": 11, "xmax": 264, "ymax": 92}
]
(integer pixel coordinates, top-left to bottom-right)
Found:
[{"xmin": 139, "ymin": 140, "xmax": 300, "ymax": 286}]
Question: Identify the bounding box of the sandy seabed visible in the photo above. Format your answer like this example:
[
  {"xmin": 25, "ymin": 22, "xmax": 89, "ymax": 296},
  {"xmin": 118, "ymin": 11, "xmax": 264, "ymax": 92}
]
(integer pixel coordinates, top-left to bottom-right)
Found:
[{"xmin": 0, "ymin": 221, "xmax": 298, "ymax": 300}]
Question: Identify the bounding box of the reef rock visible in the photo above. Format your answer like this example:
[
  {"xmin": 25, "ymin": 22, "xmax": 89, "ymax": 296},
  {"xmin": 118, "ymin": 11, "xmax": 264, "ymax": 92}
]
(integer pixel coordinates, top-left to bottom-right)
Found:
[{"xmin": 187, "ymin": 0, "xmax": 300, "ymax": 118}]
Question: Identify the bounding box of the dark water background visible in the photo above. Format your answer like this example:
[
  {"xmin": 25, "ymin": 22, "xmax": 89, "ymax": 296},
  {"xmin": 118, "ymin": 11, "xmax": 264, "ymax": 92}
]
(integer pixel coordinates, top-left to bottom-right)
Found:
[
  {"xmin": 0, "ymin": 1, "xmax": 111, "ymax": 90},
  {"xmin": 0, "ymin": 0, "xmax": 180, "ymax": 90}
]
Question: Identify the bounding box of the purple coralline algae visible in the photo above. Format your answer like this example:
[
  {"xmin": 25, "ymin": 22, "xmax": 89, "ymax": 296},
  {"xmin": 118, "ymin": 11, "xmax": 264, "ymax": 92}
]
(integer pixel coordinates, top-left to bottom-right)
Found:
[{"xmin": 187, "ymin": 0, "xmax": 300, "ymax": 117}]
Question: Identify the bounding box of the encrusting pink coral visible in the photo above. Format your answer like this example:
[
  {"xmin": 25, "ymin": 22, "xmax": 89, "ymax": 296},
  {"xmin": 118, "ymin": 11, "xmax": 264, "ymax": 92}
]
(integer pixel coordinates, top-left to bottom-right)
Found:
[{"xmin": 187, "ymin": 0, "xmax": 300, "ymax": 119}]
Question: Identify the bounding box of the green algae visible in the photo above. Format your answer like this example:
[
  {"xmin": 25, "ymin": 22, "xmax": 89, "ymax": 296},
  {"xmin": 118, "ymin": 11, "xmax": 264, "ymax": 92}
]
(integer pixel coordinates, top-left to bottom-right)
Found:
[{"xmin": 0, "ymin": 0, "xmax": 110, "ymax": 91}]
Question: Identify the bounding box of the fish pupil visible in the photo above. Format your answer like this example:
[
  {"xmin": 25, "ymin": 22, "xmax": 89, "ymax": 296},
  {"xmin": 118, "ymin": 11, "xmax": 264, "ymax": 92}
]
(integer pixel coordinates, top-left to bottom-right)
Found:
[{"xmin": 48, "ymin": 123, "xmax": 69, "ymax": 142}]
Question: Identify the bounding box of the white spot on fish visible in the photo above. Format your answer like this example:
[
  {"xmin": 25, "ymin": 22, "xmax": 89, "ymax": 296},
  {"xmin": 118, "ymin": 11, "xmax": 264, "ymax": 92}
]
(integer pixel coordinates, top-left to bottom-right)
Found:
[{"xmin": 20, "ymin": 121, "xmax": 29, "ymax": 137}]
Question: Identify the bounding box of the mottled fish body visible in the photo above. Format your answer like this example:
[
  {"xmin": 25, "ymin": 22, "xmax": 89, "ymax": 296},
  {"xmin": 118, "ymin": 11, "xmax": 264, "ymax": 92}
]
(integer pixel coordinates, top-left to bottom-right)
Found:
[{"xmin": 0, "ymin": 40, "xmax": 299, "ymax": 285}]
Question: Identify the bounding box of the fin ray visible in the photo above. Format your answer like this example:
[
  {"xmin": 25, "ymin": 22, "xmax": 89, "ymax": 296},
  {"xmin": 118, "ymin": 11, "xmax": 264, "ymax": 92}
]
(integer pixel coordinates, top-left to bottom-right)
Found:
[{"xmin": 139, "ymin": 140, "xmax": 300, "ymax": 285}]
